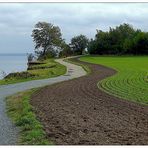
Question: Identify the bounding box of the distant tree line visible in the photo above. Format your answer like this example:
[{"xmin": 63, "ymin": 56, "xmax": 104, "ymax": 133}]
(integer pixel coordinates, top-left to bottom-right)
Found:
[
  {"xmin": 88, "ymin": 23, "xmax": 148, "ymax": 55},
  {"xmin": 31, "ymin": 22, "xmax": 148, "ymax": 60}
]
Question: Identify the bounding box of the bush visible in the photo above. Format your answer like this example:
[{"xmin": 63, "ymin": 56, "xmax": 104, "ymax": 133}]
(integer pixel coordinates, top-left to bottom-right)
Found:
[{"xmin": 4, "ymin": 72, "xmax": 37, "ymax": 79}]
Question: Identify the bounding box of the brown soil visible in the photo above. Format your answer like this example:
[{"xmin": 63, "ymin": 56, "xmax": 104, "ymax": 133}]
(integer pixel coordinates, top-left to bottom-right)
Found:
[{"xmin": 31, "ymin": 58, "xmax": 148, "ymax": 145}]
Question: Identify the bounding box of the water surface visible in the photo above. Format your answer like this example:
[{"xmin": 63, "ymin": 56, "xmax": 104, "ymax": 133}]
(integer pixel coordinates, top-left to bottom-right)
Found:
[{"xmin": 0, "ymin": 54, "xmax": 27, "ymax": 79}]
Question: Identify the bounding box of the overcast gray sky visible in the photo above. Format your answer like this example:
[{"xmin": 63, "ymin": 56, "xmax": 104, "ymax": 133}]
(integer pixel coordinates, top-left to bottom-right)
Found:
[{"xmin": 0, "ymin": 3, "xmax": 148, "ymax": 53}]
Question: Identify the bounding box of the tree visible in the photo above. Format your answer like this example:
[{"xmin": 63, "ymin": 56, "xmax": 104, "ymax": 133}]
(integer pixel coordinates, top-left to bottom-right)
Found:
[
  {"xmin": 31, "ymin": 22, "xmax": 63, "ymax": 59},
  {"xmin": 95, "ymin": 30, "xmax": 114, "ymax": 54},
  {"xmin": 132, "ymin": 32, "xmax": 148, "ymax": 54},
  {"xmin": 70, "ymin": 35, "xmax": 89, "ymax": 55},
  {"xmin": 108, "ymin": 23, "xmax": 136, "ymax": 54},
  {"xmin": 59, "ymin": 42, "xmax": 73, "ymax": 57},
  {"xmin": 27, "ymin": 53, "xmax": 34, "ymax": 62},
  {"xmin": 88, "ymin": 23, "xmax": 147, "ymax": 55},
  {"xmin": 59, "ymin": 41, "xmax": 73, "ymax": 57},
  {"xmin": 87, "ymin": 39, "xmax": 97, "ymax": 54}
]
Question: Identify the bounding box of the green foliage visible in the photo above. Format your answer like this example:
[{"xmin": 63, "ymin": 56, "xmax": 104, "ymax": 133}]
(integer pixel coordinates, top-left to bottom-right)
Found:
[
  {"xmin": 59, "ymin": 41, "xmax": 73, "ymax": 57},
  {"xmin": 80, "ymin": 56, "xmax": 148, "ymax": 105},
  {"xmin": 4, "ymin": 72, "xmax": 36, "ymax": 79},
  {"xmin": 38, "ymin": 49, "xmax": 57, "ymax": 60},
  {"xmin": 88, "ymin": 39, "xmax": 98, "ymax": 54},
  {"xmin": 27, "ymin": 53, "xmax": 34, "ymax": 62},
  {"xmin": 88, "ymin": 23, "xmax": 148, "ymax": 55},
  {"xmin": 132, "ymin": 32, "xmax": 148, "ymax": 54},
  {"xmin": 70, "ymin": 34, "xmax": 89, "ymax": 55},
  {"xmin": 32, "ymin": 22, "xmax": 63, "ymax": 59},
  {"xmin": 6, "ymin": 89, "xmax": 52, "ymax": 144}
]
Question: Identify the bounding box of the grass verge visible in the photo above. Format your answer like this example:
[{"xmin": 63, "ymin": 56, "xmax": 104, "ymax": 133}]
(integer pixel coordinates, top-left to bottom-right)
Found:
[{"xmin": 6, "ymin": 89, "xmax": 52, "ymax": 145}]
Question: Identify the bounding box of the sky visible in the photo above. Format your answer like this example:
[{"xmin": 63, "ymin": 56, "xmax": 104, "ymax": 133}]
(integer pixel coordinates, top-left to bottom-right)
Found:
[{"xmin": 0, "ymin": 3, "xmax": 148, "ymax": 54}]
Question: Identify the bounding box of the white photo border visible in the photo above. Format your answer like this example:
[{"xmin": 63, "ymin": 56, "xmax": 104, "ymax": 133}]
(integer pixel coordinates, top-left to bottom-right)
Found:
[
  {"xmin": 1, "ymin": 0, "xmax": 148, "ymax": 3},
  {"xmin": 0, "ymin": 1, "xmax": 147, "ymax": 148}
]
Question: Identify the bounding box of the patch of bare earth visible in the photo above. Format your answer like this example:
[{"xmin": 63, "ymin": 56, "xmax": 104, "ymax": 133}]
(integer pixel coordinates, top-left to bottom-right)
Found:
[{"xmin": 31, "ymin": 58, "xmax": 148, "ymax": 145}]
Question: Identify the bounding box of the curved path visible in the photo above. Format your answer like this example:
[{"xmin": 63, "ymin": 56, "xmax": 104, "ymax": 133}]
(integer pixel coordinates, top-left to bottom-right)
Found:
[
  {"xmin": 0, "ymin": 58, "xmax": 86, "ymax": 145},
  {"xmin": 31, "ymin": 58, "xmax": 148, "ymax": 145}
]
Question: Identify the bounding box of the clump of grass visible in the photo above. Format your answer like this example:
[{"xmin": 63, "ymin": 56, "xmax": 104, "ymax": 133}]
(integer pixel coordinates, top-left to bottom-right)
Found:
[
  {"xmin": 6, "ymin": 89, "xmax": 52, "ymax": 145},
  {"xmin": 4, "ymin": 71, "xmax": 37, "ymax": 79}
]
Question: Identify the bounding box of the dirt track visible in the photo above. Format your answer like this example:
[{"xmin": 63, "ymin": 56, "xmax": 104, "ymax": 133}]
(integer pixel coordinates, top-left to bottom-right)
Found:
[{"xmin": 31, "ymin": 58, "xmax": 148, "ymax": 145}]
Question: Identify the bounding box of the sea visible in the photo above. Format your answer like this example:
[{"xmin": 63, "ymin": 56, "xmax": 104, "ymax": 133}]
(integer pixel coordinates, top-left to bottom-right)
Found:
[{"xmin": 0, "ymin": 53, "xmax": 28, "ymax": 79}]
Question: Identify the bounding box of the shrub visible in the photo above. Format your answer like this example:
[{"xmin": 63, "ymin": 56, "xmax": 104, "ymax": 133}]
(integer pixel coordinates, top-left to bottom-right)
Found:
[{"xmin": 4, "ymin": 72, "xmax": 37, "ymax": 79}]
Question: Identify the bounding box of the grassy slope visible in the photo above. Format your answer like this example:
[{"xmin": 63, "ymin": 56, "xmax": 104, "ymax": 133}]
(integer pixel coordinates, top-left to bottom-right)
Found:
[
  {"xmin": 80, "ymin": 56, "xmax": 148, "ymax": 105},
  {"xmin": 6, "ymin": 89, "xmax": 53, "ymax": 145},
  {"xmin": 0, "ymin": 58, "xmax": 66, "ymax": 85}
]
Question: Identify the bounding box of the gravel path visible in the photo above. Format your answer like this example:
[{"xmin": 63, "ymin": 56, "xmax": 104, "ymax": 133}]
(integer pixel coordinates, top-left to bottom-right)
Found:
[
  {"xmin": 0, "ymin": 58, "xmax": 86, "ymax": 145},
  {"xmin": 31, "ymin": 58, "xmax": 148, "ymax": 145}
]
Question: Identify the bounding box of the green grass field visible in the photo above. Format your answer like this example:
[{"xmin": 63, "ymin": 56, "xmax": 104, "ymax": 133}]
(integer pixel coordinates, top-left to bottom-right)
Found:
[
  {"xmin": 80, "ymin": 56, "xmax": 148, "ymax": 105},
  {"xmin": 0, "ymin": 58, "xmax": 66, "ymax": 85}
]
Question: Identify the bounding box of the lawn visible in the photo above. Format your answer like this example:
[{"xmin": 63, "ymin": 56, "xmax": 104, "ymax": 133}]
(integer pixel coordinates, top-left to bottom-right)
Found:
[
  {"xmin": 0, "ymin": 58, "xmax": 66, "ymax": 85},
  {"xmin": 80, "ymin": 56, "xmax": 148, "ymax": 105}
]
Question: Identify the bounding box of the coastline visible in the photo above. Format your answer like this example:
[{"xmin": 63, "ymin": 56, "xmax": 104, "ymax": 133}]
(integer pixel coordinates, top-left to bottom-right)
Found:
[{"xmin": 0, "ymin": 54, "xmax": 28, "ymax": 80}]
